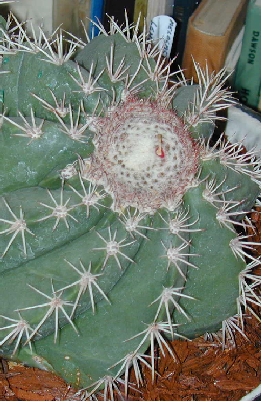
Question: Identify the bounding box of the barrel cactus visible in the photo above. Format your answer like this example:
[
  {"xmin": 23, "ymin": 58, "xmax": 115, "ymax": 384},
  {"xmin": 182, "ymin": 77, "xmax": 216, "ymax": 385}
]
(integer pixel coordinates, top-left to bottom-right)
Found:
[{"xmin": 0, "ymin": 10, "xmax": 260, "ymax": 400}]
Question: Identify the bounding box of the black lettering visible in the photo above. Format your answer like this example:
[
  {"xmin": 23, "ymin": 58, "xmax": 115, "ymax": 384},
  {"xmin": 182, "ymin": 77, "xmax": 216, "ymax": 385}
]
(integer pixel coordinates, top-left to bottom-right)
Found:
[
  {"xmin": 239, "ymin": 95, "xmax": 249, "ymax": 103},
  {"xmin": 239, "ymin": 88, "xmax": 250, "ymax": 98}
]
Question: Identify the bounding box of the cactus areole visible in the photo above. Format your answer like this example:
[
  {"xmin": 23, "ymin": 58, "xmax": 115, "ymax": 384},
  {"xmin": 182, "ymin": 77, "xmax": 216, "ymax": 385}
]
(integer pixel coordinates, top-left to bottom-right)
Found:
[
  {"xmin": 90, "ymin": 96, "xmax": 199, "ymax": 212},
  {"xmin": 0, "ymin": 12, "xmax": 260, "ymax": 400}
]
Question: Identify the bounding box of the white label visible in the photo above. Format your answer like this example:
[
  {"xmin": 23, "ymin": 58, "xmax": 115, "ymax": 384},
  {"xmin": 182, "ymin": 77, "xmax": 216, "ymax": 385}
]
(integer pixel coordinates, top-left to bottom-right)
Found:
[{"xmin": 149, "ymin": 15, "xmax": 177, "ymax": 59}]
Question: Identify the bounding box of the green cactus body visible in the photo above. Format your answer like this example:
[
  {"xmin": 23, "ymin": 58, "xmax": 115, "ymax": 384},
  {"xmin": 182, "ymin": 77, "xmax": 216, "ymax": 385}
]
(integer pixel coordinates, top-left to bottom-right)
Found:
[{"xmin": 0, "ymin": 12, "xmax": 260, "ymax": 399}]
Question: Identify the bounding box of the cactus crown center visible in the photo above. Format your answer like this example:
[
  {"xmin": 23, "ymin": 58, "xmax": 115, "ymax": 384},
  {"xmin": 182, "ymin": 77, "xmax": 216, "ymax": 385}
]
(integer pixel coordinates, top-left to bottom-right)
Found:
[{"xmin": 89, "ymin": 96, "xmax": 200, "ymax": 212}]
